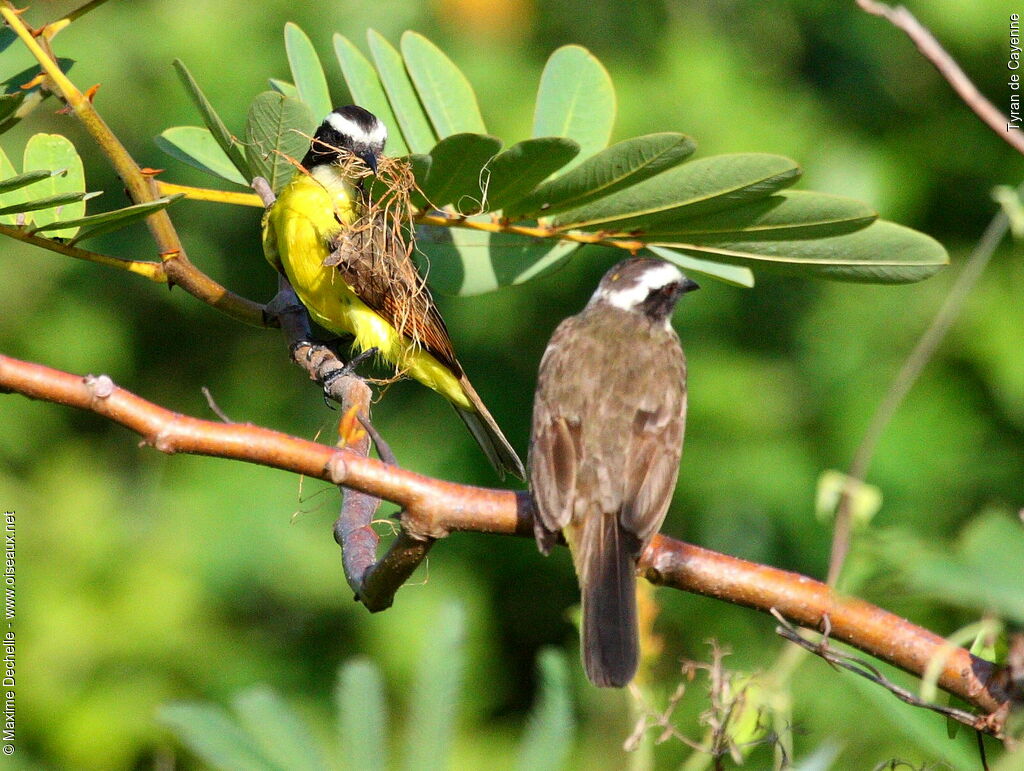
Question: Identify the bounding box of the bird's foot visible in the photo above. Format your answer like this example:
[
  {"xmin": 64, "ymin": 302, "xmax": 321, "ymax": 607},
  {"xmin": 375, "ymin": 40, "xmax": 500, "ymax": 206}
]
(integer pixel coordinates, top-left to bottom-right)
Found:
[
  {"xmin": 320, "ymin": 347, "xmax": 378, "ymax": 406},
  {"xmin": 337, "ymin": 347, "xmax": 378, "ymax": 379}
]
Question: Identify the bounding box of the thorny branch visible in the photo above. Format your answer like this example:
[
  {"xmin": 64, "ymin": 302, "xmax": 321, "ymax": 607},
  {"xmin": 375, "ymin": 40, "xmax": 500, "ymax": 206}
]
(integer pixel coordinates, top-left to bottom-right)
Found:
[
  {"xmin": 0, "ymin": 352, "xmax": 1020, "ymax": 737},
  {"xmin": 0, "ymin": 1, "xmax": 266, "ymax": 326}
]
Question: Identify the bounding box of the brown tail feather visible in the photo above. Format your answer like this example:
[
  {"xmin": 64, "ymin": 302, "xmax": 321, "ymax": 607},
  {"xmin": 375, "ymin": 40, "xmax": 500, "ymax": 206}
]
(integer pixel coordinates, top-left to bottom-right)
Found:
[
  {"xmin": 579, "ymin": 514, "xmax": 640, "ymax": 688},
  {"xmin": 454, "ymin": 375, "xmax": 525, "ymax": 480}
]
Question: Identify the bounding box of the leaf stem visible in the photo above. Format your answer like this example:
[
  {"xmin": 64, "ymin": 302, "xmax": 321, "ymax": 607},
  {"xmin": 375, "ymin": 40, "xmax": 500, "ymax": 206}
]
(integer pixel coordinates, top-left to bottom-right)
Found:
[
  {"xmin": 0, "ymin": 223, "xmax": 166, "ymax": 280},
  {"xmin": 416, "ymin": 211, "xmax": 645, "ymax": 252},
  {"xmin": 156, "ymin": 181, "xmax": 264, "ymax": 208}
]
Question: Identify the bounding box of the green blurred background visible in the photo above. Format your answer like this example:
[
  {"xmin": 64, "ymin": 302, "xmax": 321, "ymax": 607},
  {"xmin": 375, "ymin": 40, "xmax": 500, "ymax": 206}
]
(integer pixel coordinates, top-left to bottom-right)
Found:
[{"xmin": 1, "ymin": 0, "xmax": 1022, "ymax": 767}]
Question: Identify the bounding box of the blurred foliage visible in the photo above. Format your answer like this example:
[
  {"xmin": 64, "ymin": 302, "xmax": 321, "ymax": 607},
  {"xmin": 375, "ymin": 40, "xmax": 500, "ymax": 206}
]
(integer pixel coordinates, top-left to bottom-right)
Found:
[
  {"xmin": 159, "ymin": 605, "xmax": 575, "ymax": 771},
  {"xmin": 1, "ymin": 0, "xmax": 1023, "ymax": 768}
]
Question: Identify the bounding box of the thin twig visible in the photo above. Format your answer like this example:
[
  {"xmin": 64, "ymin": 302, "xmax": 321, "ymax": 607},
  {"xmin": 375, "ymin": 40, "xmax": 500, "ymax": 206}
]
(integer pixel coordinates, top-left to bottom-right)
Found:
[
  {"xmin": 417, "ymin": 211, "xmax": 645, "ymax": 253},
  {"xmin": 0, "ymin": 223, "xmax": 166, "ymax": 280},
  {"xmin": 157, "ymin": 181, "xmax": 263, "ymax": 208},
  {"xmin": 828, "ymin": 207, "xmax": 1013, "ymax": 584},
  {"xmin": 41, "ymin": 0, "xmax": 112, "ymax": 40},
  {"xmin": 857, "ymin": 0, "xmax": 1024, "ymax": 157},
  {"xmin": 200, "ymin": 386, "xmax": 232, "ymax": 423},
  {"xmin": 830, "ymin": 0, "xmax": 1024, "ymax": 584},
  {"xmin": 772, "ymin": 610, "xmax": 988, "ymax": 731}
]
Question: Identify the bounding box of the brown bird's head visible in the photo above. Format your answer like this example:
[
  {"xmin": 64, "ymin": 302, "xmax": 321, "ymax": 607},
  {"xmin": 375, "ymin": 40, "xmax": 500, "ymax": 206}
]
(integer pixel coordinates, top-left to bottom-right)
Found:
[{"xmin": 588, "ymin": 257, "xmax": 700, "ymax": 325}]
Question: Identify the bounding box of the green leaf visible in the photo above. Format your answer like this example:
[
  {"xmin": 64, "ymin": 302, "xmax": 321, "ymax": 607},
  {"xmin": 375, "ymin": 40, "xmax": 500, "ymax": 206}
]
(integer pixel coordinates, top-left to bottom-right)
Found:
[
  {"xmin": 420, "ymin": 133, "xmax": 502, "ymax": 211},
  {"xmin": 22, "ymin": 133, "xmax": 86, "ymax": 237},
  {"xmin": 481, "ymin": 137, "xmax": 580, "ymax": 213},
  {"xmin": 368, "ymin": 29, "xmax": 436, "ymax": 155},
  {"xmin": 0, "ymin": 168, "xmax": 62, "ymax": 195},
  {"xmin": 417, "ymin": 218, "xmax": 580, "ymax": 296},
  {"xmin": 156, "ymin": 126, "xmax": 248, "ymax": 186},
  {"xmin": 268, "ymin": 78, "xmax": 299, "ymax": 99},
  {"xmin": 0, "ymin": 93, "xmax": 25, "ymax": 129},
  {"xmin": 813, "ymin": 469, "xmax": 883, "ymax": 526},
  {"xmin": 872, "ymin": 512, "xmax": 1024, "ymax": 623},
  {"xmin": 0, "ymin": 90, "xmax": 44, "ymax": 136},
  {"xmin": 284, "ymin": 22, "xmax": 333, "ymax": 121},
  {"xmin": 232, "ymin": 686, "xmax": 327, "ymax": 771},
  {"xmin": 647, "ymin": 245, "xmax": 755, "ymax": 288},
  {"xmin": 402, "ymin": 602, "xmax": 465, "ymax": 771},
  {"xmin": 0, "ymin": 190, "xmax": 96, "ymax": 217},
  {"xmin": 505, "ymin": 133, "xmax": 696, "ymax": 220},
  {"xmin": 638, "ymin": 191, "xmax": 876, "ymax": 240},
  {"xmin": 552, "ymin": 153, "xmax": 801, "ymax": 231},
  {"xmin": 0, "ymin": 26, "xmax": 16, "ymax": 55},
  {"xmin": 401, "ymin": 31, "xmax": 485, "ymax": 137},
  {"xmin": 34, "ymin": 196, "xmax": 183, "ymax": 245},
  {"xmin": 173, "ymin": 59, "xmax": 251, "ymax": 182},
  {"xmin": 515, "ymin": 649, "xmax": 575, "ymax": 771},
  {"xmin": 329, "ymin": 32, "xmax": 408, "ymax": 157},
  {"xmin": 0, "ymin": 59, "xmax": 73, "ymax": 134},
  {"xmin": 244, "ymin": 91, "xmax": 316, "ymax": 193},
  {"xmin": 158, "ymin": 702, "xmax": 277, "ymax": 771},
  {"xmin": 653, "ymin": 219, "xmax": 948, "ymax": 284},
  {"xmin": 0, "ymin": 146, "xmax": 27, "ymax": 224},
  {"xmin": 337, "ymin": 658, "xmax": 388, "ymax": 771},
  {"xmin": 532, "ymin": 45, "xmax": 615, "ymax": 172}
]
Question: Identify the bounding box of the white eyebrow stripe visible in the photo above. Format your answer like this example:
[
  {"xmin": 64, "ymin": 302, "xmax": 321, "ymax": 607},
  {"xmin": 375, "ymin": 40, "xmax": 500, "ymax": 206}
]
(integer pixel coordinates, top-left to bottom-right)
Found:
[
  {"xmin": 325, "ymin": 112, "xmax": 387, "ymax": 146},
  {"xmin": 632, "ymin": 261, "xmax": 685, "ymax": 291},
  {"xmin": 590, "ymin": 261, "xmax": 684, "ymax": 310}
]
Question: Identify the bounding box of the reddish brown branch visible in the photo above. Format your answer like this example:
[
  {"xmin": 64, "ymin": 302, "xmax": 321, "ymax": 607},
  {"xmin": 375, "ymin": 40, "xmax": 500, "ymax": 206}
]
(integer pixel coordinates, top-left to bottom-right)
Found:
[
  {"xmin": 266, "ymin": 275, "xmax": 429, "ymax": 610},
  {"xmin": 642, "ymin": 537, "xmax": 1016, "ymax": 726},
  {"xmin": 0, "ymin": 352, "xmax": 1018, "ymax": 735}
]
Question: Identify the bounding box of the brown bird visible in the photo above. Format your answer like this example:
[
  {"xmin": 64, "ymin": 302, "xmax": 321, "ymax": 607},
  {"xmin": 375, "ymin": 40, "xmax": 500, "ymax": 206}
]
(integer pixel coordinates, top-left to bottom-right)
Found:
[{"xmin": 529, "ymin": 257, "xmax": 698, "ymax": 687}]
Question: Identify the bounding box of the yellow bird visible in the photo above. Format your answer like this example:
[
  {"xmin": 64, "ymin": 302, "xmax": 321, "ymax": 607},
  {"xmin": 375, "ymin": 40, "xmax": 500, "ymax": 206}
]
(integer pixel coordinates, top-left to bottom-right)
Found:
[{"xmin": 262, "ymin": 105, "xmax": 524, "ymax": 479}]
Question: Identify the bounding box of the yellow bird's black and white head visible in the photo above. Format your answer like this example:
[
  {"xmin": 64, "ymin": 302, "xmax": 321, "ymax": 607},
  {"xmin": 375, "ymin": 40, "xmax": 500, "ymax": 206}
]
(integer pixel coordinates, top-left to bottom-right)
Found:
[{"xmin": 302, "ymin": 105, "xmax": 388, "ymax": 173}]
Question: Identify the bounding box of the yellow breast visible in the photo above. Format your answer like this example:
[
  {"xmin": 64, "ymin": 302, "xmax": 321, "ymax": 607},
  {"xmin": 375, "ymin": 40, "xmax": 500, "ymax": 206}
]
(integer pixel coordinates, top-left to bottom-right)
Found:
[{"xmin": 261, "ymin": 170, "xmax": 471, "ymax": 409}]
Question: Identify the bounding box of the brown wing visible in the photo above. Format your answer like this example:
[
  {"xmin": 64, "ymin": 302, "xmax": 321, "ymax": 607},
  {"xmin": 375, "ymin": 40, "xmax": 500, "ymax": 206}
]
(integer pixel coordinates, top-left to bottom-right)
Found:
[
  {"xmin": 619, "ymin": 331, "xmax": 687, "ymax": 544},
  {"xmin": 529, "ymin": 316, "xmax": 589, "ymax": 553},
  {"xmin": 529, "ymin": 410, "xmax": 580, "ymax": 553},
  {"xmin": 328, "ymin": 212, "xmax": 460, "ymax": 374}
]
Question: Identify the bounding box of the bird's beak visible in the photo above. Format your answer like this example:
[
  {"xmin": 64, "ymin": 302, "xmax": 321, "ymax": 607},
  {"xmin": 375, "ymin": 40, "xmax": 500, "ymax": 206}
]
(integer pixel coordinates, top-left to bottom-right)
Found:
[
  {"xmin": 357, "ymin": 150, "xmax": 378, "ymax": 175},
  {"xmin": 682, "ymin": 277, "xmax": 700, "ymax": 293}
]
